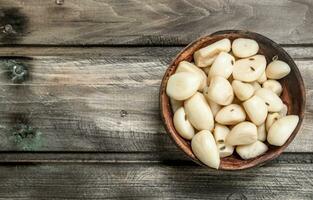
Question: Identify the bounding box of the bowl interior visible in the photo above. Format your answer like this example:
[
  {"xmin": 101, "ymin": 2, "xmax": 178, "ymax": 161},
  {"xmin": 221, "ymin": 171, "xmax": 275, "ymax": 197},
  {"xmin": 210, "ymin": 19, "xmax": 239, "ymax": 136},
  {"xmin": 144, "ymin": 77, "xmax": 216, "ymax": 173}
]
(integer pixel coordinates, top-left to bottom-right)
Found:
[{"xmin": 160, "ymin": 30, "xmax": 306, "ymax": 170}]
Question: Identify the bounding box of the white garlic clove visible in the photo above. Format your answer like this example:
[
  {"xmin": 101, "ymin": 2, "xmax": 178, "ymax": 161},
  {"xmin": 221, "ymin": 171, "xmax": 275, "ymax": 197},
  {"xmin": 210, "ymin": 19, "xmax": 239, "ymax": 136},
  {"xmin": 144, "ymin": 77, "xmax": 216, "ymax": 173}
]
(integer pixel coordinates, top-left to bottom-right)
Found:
[
  {"xmin": 226, "ymin": 121, "xmax": 258, "ymax": 146},
  {"xmin": 255, "ymin": 88, "xmax": 283, "ymax": 112},
  {"xmin": 265, "ymin": 112, "xmax": 281, "ymax": 132},
  {"xmin": 232, "ymin": 38, "xmax": 259, "ymax": 58},
  {"xmin": 215, "ymin": 104, "xmax": 246, "ymax": 125},
  {"xmin": 267, "ymin": 115, "xmax": 299, "ymax": 146},
  {"xmin": 262, "ymin": 80, "xmax": 283, "ymax": 96},
  {"xmin": 176, "ymin": 61, "xmax": 208, "ymax": 91},
  {"xmin": 236, "ymin": 141, "xmax": 268, "ymax": 160},
  {"xmin": 166, "ymin": 72, "xmax": 201, "ymax": 100},
  {"xmin": 208, "ymin": 52, "xmax": 235, "ymax": 80},
  {"xmin": 279, "ymin": 104, "xmax": 288, "ymax": 117},
  {"xmin": 257, "ymin": 72, "xmax": 267, "ymax": 84},
  {"xmin": 173, "ymin": 107, "xmax": 195, "ymax": 140},
  {"xmin": 257, "ymin": 123, "xmax": 267, "ymax": 142},
  {"xmin": 207, "ymin": 99, "xmax": 222, "ymax": 117},
  {"xmin": 213, "ymin": 124, "xmax": 234, "ymax": 158},
  {"xmin": 232, "ymin": 80, "xmax": 255, "ymax": 101},
  {"xmin": 194, "ymin": 38, "xmax": 231, "ymax": 67},
  {"xmin": 184, "ymin": 92, "xmax": 214, "ymax": 131},
  {"xmin": 170, "ymin": 98, "xmax": 183, "ymax": 113},
  {"xmin": 202, "ymin": 66, "xmax": 211, "ymax": 75},
  {"xmin": 191, "ymin": 130, "xmax": 220, "ymax": 169},
  {"xmin": 205, "ymin": 76, "xmax": 234, "ymax": 105},
  {"xmin": 233, "ymin": 55, "xmax": 267, "ymax": 82},
  {"xmin": 251, "ymin": 81, "xmax": 262, "ymax": 92},
  {"xmin": 266, "ymin": 60, "xmax": 291, "ymax": 79},
  {"xmin": 243, "ymin": 95, "xmax": 268, "ymax": 126}
]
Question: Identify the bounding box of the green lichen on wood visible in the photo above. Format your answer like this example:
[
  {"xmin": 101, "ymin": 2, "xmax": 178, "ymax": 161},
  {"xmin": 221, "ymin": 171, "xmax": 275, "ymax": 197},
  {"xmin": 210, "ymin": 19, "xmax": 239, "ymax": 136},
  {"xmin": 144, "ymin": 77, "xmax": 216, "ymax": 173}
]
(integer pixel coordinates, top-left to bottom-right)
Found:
[{"xmin": 11, "ymin": 124, "xmax": 43, "ymax": 150}]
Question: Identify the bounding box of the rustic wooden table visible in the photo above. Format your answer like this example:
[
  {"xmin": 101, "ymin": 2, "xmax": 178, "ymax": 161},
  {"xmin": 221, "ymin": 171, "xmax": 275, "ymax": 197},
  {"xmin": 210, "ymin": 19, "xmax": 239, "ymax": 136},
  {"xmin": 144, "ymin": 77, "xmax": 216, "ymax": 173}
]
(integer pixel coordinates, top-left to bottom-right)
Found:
[{"xmin": 0, "ymin": 0, "xmax": 312, "ymax": 199}]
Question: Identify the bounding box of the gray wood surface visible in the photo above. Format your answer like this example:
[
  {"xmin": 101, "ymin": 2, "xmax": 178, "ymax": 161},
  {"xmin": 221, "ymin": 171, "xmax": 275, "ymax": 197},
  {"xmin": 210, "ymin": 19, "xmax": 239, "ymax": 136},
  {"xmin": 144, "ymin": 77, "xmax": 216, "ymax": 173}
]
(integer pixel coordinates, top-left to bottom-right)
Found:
[
  {"xmin": 0, "ymin": 47, "xmax": 311, "ymax": 153},
  {"xmin": 0, "ymin": 161, "xmax": 313, "ymax": 199},
  {"xmin": 0, "ymin": 0, "xmax": 313, "ymax": 45}
]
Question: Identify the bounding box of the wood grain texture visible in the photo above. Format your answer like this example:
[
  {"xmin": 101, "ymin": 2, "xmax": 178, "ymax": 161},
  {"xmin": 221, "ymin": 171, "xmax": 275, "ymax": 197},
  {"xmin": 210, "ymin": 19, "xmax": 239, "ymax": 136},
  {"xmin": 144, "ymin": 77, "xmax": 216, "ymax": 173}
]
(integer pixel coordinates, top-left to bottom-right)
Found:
[
  {"xmin": 0, "ymin": 162, "xmax": 312, "ymax": 199},
  {"xmin": 0, "ymin": 49, "xmax": 311, "ymax": 153},
  {"xmin": 0, "ymin": 0, "xmax": 313, "ymax": 45}
]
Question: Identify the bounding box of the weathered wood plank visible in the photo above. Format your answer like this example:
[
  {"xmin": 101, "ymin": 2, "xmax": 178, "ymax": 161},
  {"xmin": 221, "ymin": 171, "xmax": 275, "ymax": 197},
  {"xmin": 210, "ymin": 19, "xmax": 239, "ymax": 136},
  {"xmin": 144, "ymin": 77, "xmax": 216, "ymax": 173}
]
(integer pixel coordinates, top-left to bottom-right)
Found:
[
  {"xmin": 1, "ymin": 46, "xmax": 313, "ymax": 60},
  {"xmin": 0, "ymin": 0, "xmax": 313, "ymax": 45},
  {"xmin": 0, "ymin": 152, "xmax": 312, "ymax": 164},
  {"xmin": 0, "ymin": 51, "xmax": 311, "ymax": 153},
  {"xmin": 0, "ymin": 162, "xmax": 312, "ymax": 199}
]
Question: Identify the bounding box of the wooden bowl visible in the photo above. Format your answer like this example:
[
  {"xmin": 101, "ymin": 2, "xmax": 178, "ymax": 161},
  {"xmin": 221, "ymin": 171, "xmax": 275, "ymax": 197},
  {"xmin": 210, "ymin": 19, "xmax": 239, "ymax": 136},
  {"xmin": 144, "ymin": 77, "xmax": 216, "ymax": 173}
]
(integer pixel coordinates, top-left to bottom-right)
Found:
[{"xmin": 160, "ymin": 30, "xmax": 306, "ymax": 170}]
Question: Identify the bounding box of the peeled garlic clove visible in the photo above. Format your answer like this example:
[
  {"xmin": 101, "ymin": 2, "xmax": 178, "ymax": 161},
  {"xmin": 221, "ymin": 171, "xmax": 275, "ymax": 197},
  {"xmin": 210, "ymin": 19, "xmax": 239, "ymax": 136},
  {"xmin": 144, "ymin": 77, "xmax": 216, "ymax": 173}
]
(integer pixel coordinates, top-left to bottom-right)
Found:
[
  {"xmin": 267, "ymin": 115, "xmax": 299, "ymax": 146},
  {"xmin": 173, "ymin": 107, "xmax": 195, "ymax": 140},
  {"xmin": 257, "ymin": 72, "xmax": 267, "ymax": 84},
  {"xmin": 266, "ymin": 60, "xmax": 291, "ymax": 79},
  {"xmin": 213, "ymin": 124, "xmax": 234, "ymax": 158},
  {"xmin": 262, "ymin": 80, "xmax": 283, "ymax": 96},
  {"xmin": 232, "ymin": 38, "xmax": 259, "ymax": 58},
  {"xmin": 255, "ymin": 88, "xmax": 283, "ymax": 112},
  {"xmin": 184, "ymin": 92, "xmax": 214, "ymax": 131},
  {"xmin": 170, "ymin": 98, "xmax": 183, "ymax": 113},
  {"xmin": 208, "ymin": 52, "xmax": 235, "ymax": 80},
  {"xmin": 243, "ymin": 95, "xmax": 268, "ymax": 126},
  {"xmin": 205, "ymin": 76, "xmax": 234, "ymax": 105},
  {"xmin": 215, "ymin": 104, "xmax": 246, "ymax": 125},
  {"xmin": 194, "ymin": 38, "xmax": 231, "ymax": 67},
  {"xmin": 191, "ymin": 130, "xmax": 220, "ymax": 169},
  {"xmin": 236, "ymin": 141, "xmax": 268, "ymax": 160},
  {"xmin": 176, "ymin": 61, "xmax": 208, "ymax": 91},
  {"xmin": 279, "ymin": 104, "xmax": 288, "ymax": 117},
  {"xmin": 232, "ymin": 80, "xmax": 255, "ymax": 101},
  {"xmin": 203, "ymin": 86, "xmax": 221, "ymax": 117},
  {"xmin": 257, "ymin": 123, "xmax": 267, "ymax": 142},
  {"xmin": 265, "ymin": 112, "xmax": 281, "ymax": 132},
  {"xmin": 208, "ymin": 100, "xmax": 221, "ymax": 117},
  {"xmin": 226, "ymin": 121, "xmax": 258, "ymax": 146},
  {"xmin": 233, "ymin": 55, "xmax": 267, "ymax": 82},
  {"xmin": 251, "ymin": 81, "xmax": 261, "ymax": 92},
  {"xmin": 166, "ymin": 72, "xmax": 201, "ymax": 100}
]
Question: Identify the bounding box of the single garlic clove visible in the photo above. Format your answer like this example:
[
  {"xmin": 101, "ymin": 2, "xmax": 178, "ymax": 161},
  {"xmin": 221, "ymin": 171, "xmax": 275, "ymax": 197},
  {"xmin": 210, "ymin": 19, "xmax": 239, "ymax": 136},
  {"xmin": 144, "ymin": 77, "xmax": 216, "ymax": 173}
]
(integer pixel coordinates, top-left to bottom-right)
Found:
[
  {"xmin": 257, "ymin": 123, "xmax": 267, "ymax": 142},
  {"xmin": 173, "ymin": 107, "xmax": 195, "ymax": 140},
  {"xmin": 184, "ymin": 92, "xmax": 214, "ymax": 131},
  {"xmin": 233, "ymin": 55, "xmax": 267, "ymax": 82},
  {"xmin": 208, "ymin": 52, "xmax": 235, "ymax": 80},
  {"xmin": 255, "ymin": 88, "xmax": 283, "ymax": 112},
  {"xmin": 170, "ymin": 98, "xmax": 183, "ymax": 113},
  {"xmin": 213, "ymin": 124, "xmax": 234, "ymax": 158},
  {"xmin": 203, "ymin": 90, "xmax": 222, "ymax": 117},
  {"xmin": 232, "ymin": 80, "xmax": 255, "ymax": 101},
  {"xmin": 267, "ymin": 115, "xmax": 299, "ymax": 146},
  {"xmin": 166, "ymin": 72, "xmax": 201, "ymax": 100},
  {"xmin": 226, "ymin": 121, "xmax": 258, "ymax": 146},
  {"xmin": 279, "ymin": 104, "xmax": 288, "ymax": 117},
  {"xmin": 232, "ymin": 38, "xmax": 259, "ymax": 58},
  {"xmin": 205, "ymin": 76, "xmax": 234, "ymax": 105},
  {"xmin": 243, "ymin": 95, "xmax": 268, "ymax": 126},
  {"xmin": 262, "ymin": 80, "xmax": 283, "ymax": 96},
  {"xmin": 236, "ymin": 141, "xmax": 268, "ymax": 160},
  {"xmin": 265, "ymin": 112, "xmax": 281, "ymax": 132},
  {"xmin": 194, "ymin": 38, "xmax": 231, "ymax": 67},
  {"xmin": 176, "ymin": 61, "xmax": 207, "ymax": 91},
  {"xmin": 215, "ymin": 104, "xmax": 246, "ymax": 125},
  {"xmin": 191, "ymin": 130, "xmax": 220, "ymax": 169},
  {"xmin": 251, "ymin": 81, "xmax": 262, "ymax": 92},
  {"xmin": 257, "ymin": 72, "xmax": 267, "ymax": 84},
  {"xmin": 266, "ymin": 60, "xmax": 291, "ymax": 79}
]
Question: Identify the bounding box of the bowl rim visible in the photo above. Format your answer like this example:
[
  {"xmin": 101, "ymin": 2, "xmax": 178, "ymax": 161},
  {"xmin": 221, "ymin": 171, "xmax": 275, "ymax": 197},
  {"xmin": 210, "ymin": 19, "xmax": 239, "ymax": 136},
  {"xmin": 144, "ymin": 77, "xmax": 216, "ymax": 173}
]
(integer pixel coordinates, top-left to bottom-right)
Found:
[{"xmin": 160, "ymin": 30, "xmax": 306, "ymax": 170}]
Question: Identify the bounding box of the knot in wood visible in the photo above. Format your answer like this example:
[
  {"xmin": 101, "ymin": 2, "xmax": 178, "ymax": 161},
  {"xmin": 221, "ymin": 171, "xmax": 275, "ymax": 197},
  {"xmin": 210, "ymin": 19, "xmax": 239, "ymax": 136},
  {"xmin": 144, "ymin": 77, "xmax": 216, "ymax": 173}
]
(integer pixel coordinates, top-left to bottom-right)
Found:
[
  {"xmin": 11, "ymin": 63, "xmax": 27, "ymax": 83},
  {"xmin": 120, "ymin": 110, "xmax": 128, "ymax": 117},
  {"xmin": 55, "ymin": 0, "xmax": 64, "ymax": 5},
  {"xmin": 1, "ymin": 24, "xmax": 16, "ymax": 34}
]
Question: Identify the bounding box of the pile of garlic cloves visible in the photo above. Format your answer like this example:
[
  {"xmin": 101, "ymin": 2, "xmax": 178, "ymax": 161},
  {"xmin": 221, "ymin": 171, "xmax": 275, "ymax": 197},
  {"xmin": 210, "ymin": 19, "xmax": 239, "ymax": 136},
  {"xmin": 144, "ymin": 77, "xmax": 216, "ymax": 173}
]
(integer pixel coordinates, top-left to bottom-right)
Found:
[{"xmin": 166, "ymin": 38, "xmax": 299, "ymax": 169}]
